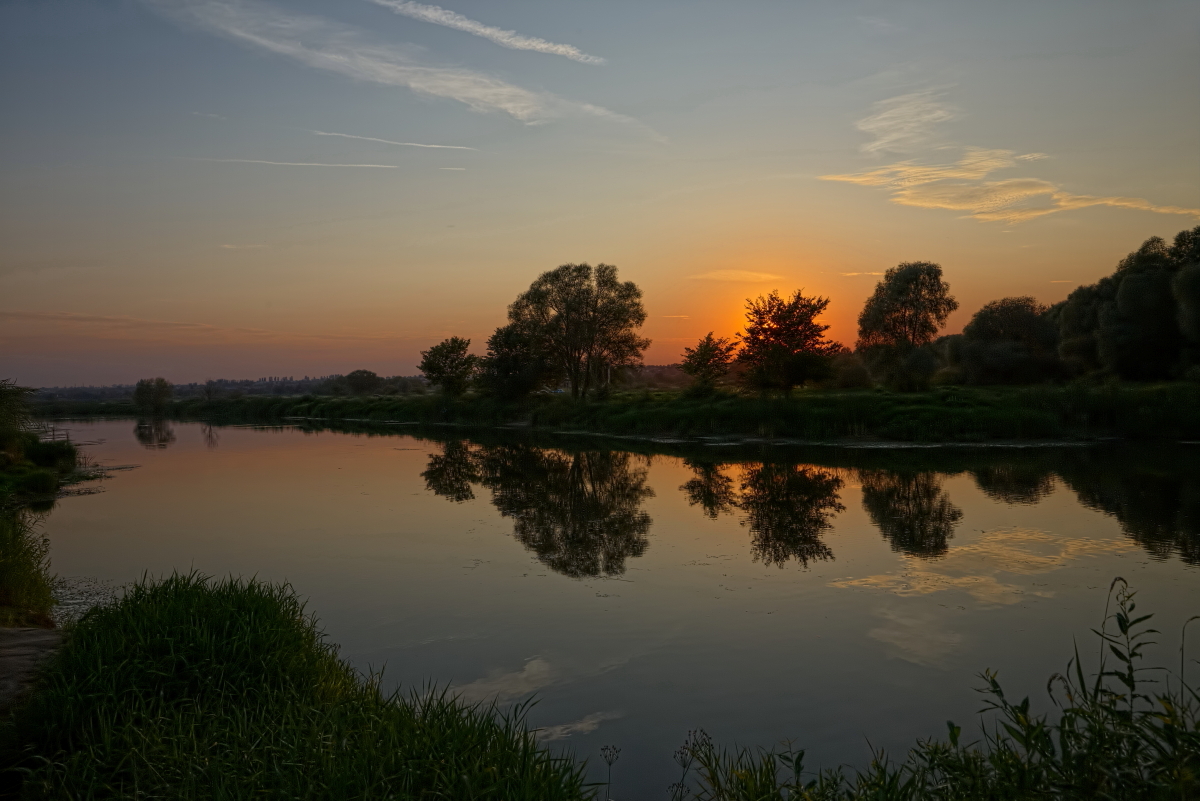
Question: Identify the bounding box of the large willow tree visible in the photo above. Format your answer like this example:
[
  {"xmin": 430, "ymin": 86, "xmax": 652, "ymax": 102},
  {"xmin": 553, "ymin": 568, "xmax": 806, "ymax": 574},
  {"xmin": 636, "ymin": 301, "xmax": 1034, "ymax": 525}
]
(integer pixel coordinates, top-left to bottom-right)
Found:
[{"xmin": 505, "ymin": 263, "xmax": 650, "ymax": 399}]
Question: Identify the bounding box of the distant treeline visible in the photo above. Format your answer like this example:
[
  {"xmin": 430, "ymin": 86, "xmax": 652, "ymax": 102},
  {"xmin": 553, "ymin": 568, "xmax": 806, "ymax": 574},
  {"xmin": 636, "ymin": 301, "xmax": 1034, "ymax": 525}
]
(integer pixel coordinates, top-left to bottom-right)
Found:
[{"xmin": 34, "ymin": 374, "xmax": 428, "ymax": 403}]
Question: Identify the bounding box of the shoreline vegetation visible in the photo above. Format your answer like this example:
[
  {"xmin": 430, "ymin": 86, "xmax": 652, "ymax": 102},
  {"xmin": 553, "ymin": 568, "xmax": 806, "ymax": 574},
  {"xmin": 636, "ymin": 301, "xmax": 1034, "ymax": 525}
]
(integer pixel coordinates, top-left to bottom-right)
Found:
[
  {"xmin": 1, "ymin": 574, "xmax": 1195, "ymax": 799},
  {"xmin": 33, "ymin": 381, "xmax": 1200, "ymax": 443}
]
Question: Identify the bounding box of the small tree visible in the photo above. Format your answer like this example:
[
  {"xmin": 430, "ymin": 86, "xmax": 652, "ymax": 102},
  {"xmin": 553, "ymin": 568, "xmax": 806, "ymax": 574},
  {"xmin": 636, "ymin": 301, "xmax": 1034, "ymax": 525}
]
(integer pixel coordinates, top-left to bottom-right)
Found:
[
  {"xmin": 476, "ymin": 324, "xmax": 558, "ymax": 400},
  {"xmin": 133, "ymin": 377, "xmax": 173, "ymax": 413},
  {"xmin": 678, "ymin": 332, "xmax": 737, "ymax": 394},
  {"xmin": 736, "ymin": 290, "xmax": 840, "ymax": 393},
  {"xmin": 857, "ymin": 262, "xmax": 958, "ymax": 389},
  {"xmin": 345, "ymin": 369, "xmax": 382, "ymax": 395},
  {"xmin": 418, "ymin": 337, "xmax": 479, "ymax": 397}
]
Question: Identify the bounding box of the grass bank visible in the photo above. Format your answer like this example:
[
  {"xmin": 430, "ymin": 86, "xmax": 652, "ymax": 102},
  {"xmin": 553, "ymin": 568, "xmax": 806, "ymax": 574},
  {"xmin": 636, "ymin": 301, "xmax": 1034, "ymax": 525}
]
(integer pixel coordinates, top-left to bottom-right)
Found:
[
  {"xmin": 35, "ymin": 382, "xmax": 1200, "ymax": 442},
  {"xmin": 0, "ymin": 434, "xmax": 77, "ymax": 502},
  {"xmin": 2, "ymin": 575, "xmax": 1196, "ymax": 799},
  {"xmin": 0, "ymin": 572, "xmax": 589, "ymax": 799}
]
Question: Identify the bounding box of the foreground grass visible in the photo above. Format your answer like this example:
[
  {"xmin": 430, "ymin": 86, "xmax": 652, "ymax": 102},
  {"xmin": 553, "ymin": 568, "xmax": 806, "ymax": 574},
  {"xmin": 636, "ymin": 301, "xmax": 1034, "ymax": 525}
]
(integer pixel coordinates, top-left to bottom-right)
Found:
[
  {"xmin": 0, "ymin": 573, "xmax": 590, "ymax": 800},
  {"xmin": 0, "ymin": 508, "xmax": 54, "ymax": 628},
  {"xmin": 3, "ymin": 576, "xmax": 1195, "ymax": 799},
  {"xmin": 35, "ymin": 382, "xmax": 1200, "ymax": 442}
]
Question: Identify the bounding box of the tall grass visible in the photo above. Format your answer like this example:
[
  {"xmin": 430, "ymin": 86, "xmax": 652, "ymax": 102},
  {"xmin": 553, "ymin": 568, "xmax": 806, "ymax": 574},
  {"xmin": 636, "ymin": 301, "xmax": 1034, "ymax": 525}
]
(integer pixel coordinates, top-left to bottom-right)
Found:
[
  {"xmin": 0, "ymin": 508, "xmax": 54, "ymax": 628},
  {"xmin": 671, "ymin": 580, "xmax": 1200, "ymax": 800},
  {"xmin": 0, "ymin": 572, "xmax": 590, "ymax": 800}
]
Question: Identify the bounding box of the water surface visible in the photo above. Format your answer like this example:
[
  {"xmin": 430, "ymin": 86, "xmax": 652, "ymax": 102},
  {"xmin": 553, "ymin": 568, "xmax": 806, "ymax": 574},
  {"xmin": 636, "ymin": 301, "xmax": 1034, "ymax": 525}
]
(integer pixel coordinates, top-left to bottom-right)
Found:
[{"xmin": 45, "ymin": 420, "xmax": 1199, "ymax": 797}]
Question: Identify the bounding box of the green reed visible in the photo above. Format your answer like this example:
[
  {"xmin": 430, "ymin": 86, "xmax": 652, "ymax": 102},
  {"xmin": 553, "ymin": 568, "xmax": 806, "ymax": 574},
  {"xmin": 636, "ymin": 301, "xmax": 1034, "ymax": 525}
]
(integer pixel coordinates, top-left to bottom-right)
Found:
[
  {"xmin": 0, "ymin": 572, "xmax": 591, "ymax": 800},
  {"xmin": 0, "ymin": 508, "xmax": 55, "ymax": 628}
]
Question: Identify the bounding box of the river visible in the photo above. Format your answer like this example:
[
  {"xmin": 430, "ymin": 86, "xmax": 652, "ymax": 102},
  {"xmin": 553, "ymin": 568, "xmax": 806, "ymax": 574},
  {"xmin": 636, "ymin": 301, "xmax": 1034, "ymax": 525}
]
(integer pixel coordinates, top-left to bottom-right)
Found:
[{"xmin": 43, "ymin": 419, "xmax": 1200, "ymax": 797}]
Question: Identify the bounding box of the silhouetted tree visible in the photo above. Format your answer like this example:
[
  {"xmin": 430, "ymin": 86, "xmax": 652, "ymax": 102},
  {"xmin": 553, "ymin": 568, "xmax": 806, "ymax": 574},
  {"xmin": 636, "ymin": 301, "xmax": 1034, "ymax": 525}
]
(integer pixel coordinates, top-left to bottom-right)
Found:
[
  {"xmin": 857, "ymin": 262, "xmax": 957, "ymax": 390},
  {"xmin": 133, "ymin": 378, "xmax": 173, "ymax": 413},
  {"xmin": 418, "ymin": 337, "xmax": 479, "ymax": 397},
  {"xmin": 949, "ymin": 296, "xmax": 1061, "ymax": 384},
  {"xmin": 859, "ymin": 469, "xmax": 962, "ymax": 557},
  {"xmin": 506, "ymin": 263, "xmax": 650, "ymax": 399},
  {"xmin": 679, "ymin": 458, "xmax": 737, "ymax": 519},
  {"xmin": 678, "ymin": 332, "xmax": 737, "ymax": 394},
  {"xmin": 1055, "ymin": 226, "xmax": 1200, "ymax": 379},
  {"xmin": 737, "ymin": 290, "xmax": 841, "ymax": 393},
  {"xmin": 345, "ymin": 369, "xmax": 383, "ymax": 395},
  {"xmin": 476, "ymin": 323, "xmax": 558, "ymax": 400},
  {"xmin": 738, "ymin": 463, "xmax": 843, "ymax": 567}
]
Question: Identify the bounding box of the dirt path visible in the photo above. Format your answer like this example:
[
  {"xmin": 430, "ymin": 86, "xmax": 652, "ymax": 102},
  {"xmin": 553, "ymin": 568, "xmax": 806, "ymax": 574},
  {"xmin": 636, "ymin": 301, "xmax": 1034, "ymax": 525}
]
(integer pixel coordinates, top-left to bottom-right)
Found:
[{"xmin": 0, "ymin": 628, "xmax": 61, "ymax": 714}]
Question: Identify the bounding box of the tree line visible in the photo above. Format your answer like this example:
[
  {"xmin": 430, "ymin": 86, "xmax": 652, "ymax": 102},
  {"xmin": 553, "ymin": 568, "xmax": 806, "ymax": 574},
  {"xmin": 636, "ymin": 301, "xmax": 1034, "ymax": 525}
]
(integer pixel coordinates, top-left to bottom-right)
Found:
[{"xmin": 418, "ymin": 225, "xmax": 1200, "ymax": 399}]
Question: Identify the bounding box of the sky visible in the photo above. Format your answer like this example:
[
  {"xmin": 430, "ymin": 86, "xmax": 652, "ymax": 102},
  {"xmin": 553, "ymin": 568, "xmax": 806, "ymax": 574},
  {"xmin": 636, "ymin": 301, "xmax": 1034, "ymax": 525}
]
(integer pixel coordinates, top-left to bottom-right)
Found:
[{"xmin": 2, "ymin": 0, "xmax": 1198, "ymax": 386}]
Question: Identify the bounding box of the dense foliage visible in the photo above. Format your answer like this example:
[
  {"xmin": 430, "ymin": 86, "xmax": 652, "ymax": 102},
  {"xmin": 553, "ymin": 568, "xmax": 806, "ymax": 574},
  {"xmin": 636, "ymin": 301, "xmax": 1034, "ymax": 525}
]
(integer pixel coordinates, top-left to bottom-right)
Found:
[{"xmin": 737, "ymin": 290, "xmax": 842, "ymax": 393}]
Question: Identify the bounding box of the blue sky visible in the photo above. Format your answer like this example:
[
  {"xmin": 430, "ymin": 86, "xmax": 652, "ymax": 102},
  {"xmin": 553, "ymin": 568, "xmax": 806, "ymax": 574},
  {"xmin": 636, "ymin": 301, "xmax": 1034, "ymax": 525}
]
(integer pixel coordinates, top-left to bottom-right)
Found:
[{"xmin": 2, "ymin": 0, "xmax": 1198, "ymax": 384}]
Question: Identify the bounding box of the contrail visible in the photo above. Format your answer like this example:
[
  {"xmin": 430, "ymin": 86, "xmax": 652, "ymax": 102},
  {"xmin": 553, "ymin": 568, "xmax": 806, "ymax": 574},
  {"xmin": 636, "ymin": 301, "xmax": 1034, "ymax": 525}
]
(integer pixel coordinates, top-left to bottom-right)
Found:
[{"xmin": 313, "ymin": 130, "xmax": 477, "ymax": 150}]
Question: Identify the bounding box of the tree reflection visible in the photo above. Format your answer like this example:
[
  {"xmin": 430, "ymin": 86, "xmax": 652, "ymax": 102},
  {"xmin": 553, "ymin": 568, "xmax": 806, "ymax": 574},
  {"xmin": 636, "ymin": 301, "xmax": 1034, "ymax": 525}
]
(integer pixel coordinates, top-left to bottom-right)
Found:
[
  {"xmin": 859, "ymin": 470, "xmax": 963, "ymax": 557},
  {"xmin": 1057, "ymin": 452, "xmax": 1200, "ymax": 564},
  {"xmin": 200, "ymin": 424, "xmax": 220, "ymax": 450},
  {"xmin": 424, "ymin": 441, "xmax": 653, "ymax": 577},
  {"xmin": 680, "ymin": 458, "xmax": 737, "ymax": 519},
  {"xmin": 738, "ymin": 463, "xmax": 843, "ymax": 567},
  {"xmin": 133, "ymin": 419, "xmax": 175, "ymax": 450},
  {"xmin": 679, "ymin": 459, "xmax": 844, "ymax": 567},
  {"xmin": 421, "ymin": 440, "xmax": 479, "ymax": 502},
  {"xmin": 971, "ymin": 463, "xmax": 1054, "ymax": 505}
]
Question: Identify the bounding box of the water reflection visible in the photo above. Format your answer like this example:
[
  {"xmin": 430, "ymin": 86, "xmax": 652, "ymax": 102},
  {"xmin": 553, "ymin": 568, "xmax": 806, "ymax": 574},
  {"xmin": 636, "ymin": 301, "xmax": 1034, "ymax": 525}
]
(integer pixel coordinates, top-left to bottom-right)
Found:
[
  {"xmin": 200, "ymin": 424, "xmax": 220, "ymax": 450},
  {"xmin": 679, "ymin": 459, "xmax": 844, "ymax": 567},
  {"xmin": 859, "ymin": 470, "xmax": 963, "ymax": 558},
  {"xmin": 133, "ymin": 419, "xmax": 175, "ymax": 450},
  {"xmin": 426, "ymin": 442, "xmax": 653, "ymax": 577},
  {"xmin": 739, "ymin": 463, "xmax": 843, "ymax": 567}
]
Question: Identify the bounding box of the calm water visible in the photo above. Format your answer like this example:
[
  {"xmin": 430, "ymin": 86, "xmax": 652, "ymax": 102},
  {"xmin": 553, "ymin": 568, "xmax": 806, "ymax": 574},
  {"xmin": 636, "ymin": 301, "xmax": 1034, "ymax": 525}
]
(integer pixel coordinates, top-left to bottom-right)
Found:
[{"xmin": 44, "ymin": 419, "xmax": 1200, "ymax": 797}]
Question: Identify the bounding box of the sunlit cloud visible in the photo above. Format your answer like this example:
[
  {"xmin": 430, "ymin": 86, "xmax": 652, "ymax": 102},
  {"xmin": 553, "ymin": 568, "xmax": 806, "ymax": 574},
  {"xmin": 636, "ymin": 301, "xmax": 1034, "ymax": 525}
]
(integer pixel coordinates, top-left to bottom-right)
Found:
[
  {"xmin": 144, "ymin": 0, "xmax": 634, "ymax": 125},
  {"xmin": 688, "ymin": 270, "xmax": 784, "ymax": 282},
  {"xmin": 537, "ymin": 711, "xmax": 623, "ymax": 741},
  {"xmin": 840, "ymin": 272, "xmax": 883, "ymax": 276},
  {"xmin": 856, "ymin": 88, "xmax": 958, "ymax": 155},
  {"xmin": 312, "ymin": 130, "xmax": 477, "ymax": 150},
  {"xmin": 823, "ymin": 147, "xmax": 1200, "ymax": 224},
  {"xmin": 661, "ymin": 315, "xmax": 690, "ymax": 318},
  {"xmin": 366, "ymin": 0, "xmax": 605, "ymax": 65},
  {"xmin": 438, "ymin": 167, "xmax": 466, "ymax": 170}
]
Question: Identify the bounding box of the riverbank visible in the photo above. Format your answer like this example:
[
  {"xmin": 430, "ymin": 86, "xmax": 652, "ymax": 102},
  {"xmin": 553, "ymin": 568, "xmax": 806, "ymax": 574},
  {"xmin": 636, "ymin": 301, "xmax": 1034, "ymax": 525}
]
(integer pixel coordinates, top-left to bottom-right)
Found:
[
  {"xmin": 2, "ymin": 574, "xmax": 1194, "ymax": 799},
  {"xmin": 33, "ymin": 382, "xmax": 1200, "ymax": 443}
]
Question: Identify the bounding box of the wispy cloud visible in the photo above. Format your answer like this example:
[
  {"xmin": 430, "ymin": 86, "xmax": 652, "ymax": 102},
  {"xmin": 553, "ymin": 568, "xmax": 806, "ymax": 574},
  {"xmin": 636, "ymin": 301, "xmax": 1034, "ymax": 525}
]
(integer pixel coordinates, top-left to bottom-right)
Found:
[
  {"xmin": 823, "ymin": 147, "xmax": 1200, "ymax": 223},
  {"xmin": 312, "ymin": 130, "xmax": 476, "ymax": 149},
  {"xmin": 219, "ymin": 244, "xmax": 264, "ymax": 249},
  {"xmin": 438, "ymin": 166, "xmax": 465, "ymax": 170},
  {"xmin": 537, "ymin": 711, "xmax": 623, "ymax": 741},
  {"xmin": 145, "ymin": 0, "xmax": 632, "ymax": 125},
  {"xmin": 840, "ymin": 272, "xmax": 883, "ymax": 276},
  {"xmin": 189, "ymin": 158, "xmax": 400, "ymax": 168},
  {"xmin": 856, "ymin": 88, "xmax": 957, "ymax": 155},
  {"xmin": 688, "ymin": 270, "xmax": 784, "ymax": 282},
  {"xmin": 366, "ymin": 0, "xmax": 604, "ymax": 64},
  {"xmin": 191, "ymin": 111, "xmax": 226, "ymax": 120},
  {"xmin": 661, "ymin": 315, "xmax": 690, "ymax": 318}
]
